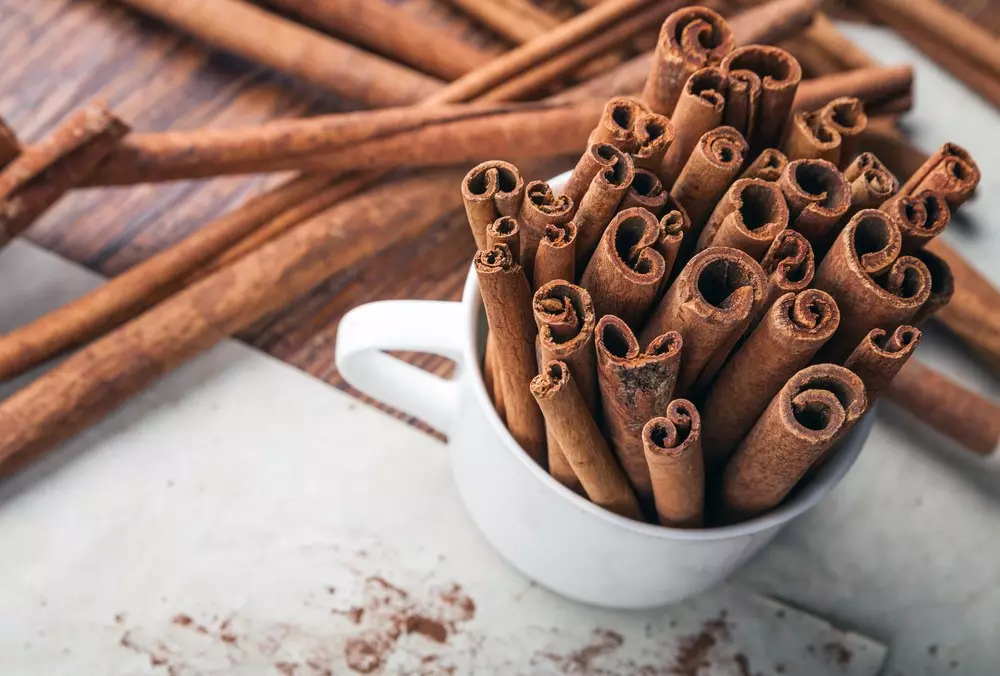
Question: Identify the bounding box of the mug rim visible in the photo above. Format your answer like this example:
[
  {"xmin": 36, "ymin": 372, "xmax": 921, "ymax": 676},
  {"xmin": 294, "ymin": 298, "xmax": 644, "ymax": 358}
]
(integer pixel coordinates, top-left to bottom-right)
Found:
[{"xmin": 461, "ymin": 266, "xmax": 868, "ymax": 541}]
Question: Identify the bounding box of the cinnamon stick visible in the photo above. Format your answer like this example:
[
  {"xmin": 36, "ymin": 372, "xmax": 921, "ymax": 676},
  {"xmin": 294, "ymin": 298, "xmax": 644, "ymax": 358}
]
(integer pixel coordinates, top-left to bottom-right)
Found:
[
  {"xmin": 844, "ymin": 325, "xmax": 921, "ymax": 401},
  {"xmin": 669, "ymin": 126, "xmax": 749, "ymax": 240},
  {"xmin": 642, "ymin": 400, "xmax": 704, "ymax": 527},
  {"xmin": 533, "ymin": 223, "xmax": 578, "ymax": 291},
  {"xmin": 721, "ymin": 364, "xmax": 867, "ymax": 522},
  {"xmin": 819, "ymin": 97, "xmax": 867, "ymax": 169},
  {"xmin": 739, "ymin": 147, "xmax": 788, "ymax": 182},
  {"xmin": 898, "ymin": 142, "xmax": 980, "ymax": 210},
  {"xmin": 486, "ymin": 217, "xmax": 521, "ymax": 262},
  {"xmin": 620, "ymin": 169, "xmax": 669, "ymax": 214},
  {"xmin": 659, "ymin": 66, "xmax": 728, "ymax": 187},
  {"xmin": 814, "ymin": 209, "xmax": 932, "ymax": 363},
  {"xmin": 0, "ymin": 102, "xmax": 128, "ymax": 249},
  {"xmin": 567, "ymin": 144, "xmax": 636, "ymax": 266},
  {"xmin": 519, "ymin": 179, "xmax": 575, "ymax": 279},
  {"xmin": 696, "ymin": 177, "xmax": 789, "ymax": 258},
  {"xmin": 882, "ymin": 189, "xmax": 949, "ymax": 253},
  {"xmin": 261, "ymin": 0, "xmax": 493, "ymax": 80},
  {"xmin": 475, "ymin": 244, "xmax": 546, "ymax": 466},
  {"xmin": 702, "ymin": 289, "xmax": 840, "ymax": 470},
  {"xmin": 586, "ymin": 97, "xmax": 675, "ymax": 171},
  {"xmin": 533, "ymin": 282, "xmax": 598, "ymax": 492},
  {"xmin": 595, "ymin": 315, "xmax": 682, "ymax": 509},
  {"xmin": 656, "ymin": 201, "xmax": 690, "ymax": 284},
  {"xmin": 776, "ymin": 158, "xmax": 851, "ymax": 248},
  {"xmin": 781, "ymin": 109, "xmax": 841, "ymax": 165},
  {"xmin": 910, "ymin": 248, "xmax": 955, "ymax": 324},
  {"xmin": 579, "ymin": 208, "xmax": 666, "ymax": 328},
  {"xmin": 641, "ymin": 6, "xmax": 735, "ymax": 115},
  {"xmin": 531, "ymin": 360, "xmax": 642, "ymax": 520},
  {"xmin": 462, "ymin": 161, "xmax": 526, "ymax": 250},
  {"xmin": 720, "ymin": 45, "xmax": 802, "ymax": 154},
  {"xmin": 844, "ymin": 152, "xmax": 899, "ymax": 216},
  {"xmin": 790, "ymin": 65, "xmax": 913, "ymax": 113},
  {"xmin": 444, "ymin": 0, "xmax": 559, "ymax": 43},
  {"xmin": 759, "ymin": 229, "xmax": 815, "ymax": 310},
  {"xmin": 641, "ymin": 246, "xmax": 767, "ymax": 394},
  {"xmin": 115, "ymin": 0, "xmax": 443, "ymax": 107},
  {"xmin": 886, "ymin": 359, "xmax": 1000, "ymax": 457}
]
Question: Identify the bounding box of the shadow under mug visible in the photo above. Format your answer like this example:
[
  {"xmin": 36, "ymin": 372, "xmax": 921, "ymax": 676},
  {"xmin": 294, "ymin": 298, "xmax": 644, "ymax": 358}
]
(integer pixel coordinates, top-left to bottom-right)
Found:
[{"xmin": 335, "ymin": 266, "xmax": 872, "ymax": 609}]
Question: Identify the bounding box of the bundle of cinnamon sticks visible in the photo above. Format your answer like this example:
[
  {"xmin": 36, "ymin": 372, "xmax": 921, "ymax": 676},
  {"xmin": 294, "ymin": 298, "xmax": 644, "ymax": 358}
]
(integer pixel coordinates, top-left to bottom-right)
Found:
[{"xmin": 468, "ymin": 5, "xmax": 994, "ymax": 527}]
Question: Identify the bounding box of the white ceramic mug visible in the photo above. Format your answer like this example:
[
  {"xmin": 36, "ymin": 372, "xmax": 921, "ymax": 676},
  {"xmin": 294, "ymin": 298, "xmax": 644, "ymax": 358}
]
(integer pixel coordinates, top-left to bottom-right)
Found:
[{"xmin": 335, "ymin": 267, "xmax": 872, "ymax": 609}]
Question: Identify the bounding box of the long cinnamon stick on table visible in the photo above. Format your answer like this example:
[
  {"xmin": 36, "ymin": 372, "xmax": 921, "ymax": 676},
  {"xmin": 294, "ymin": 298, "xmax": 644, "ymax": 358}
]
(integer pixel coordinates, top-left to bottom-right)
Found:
[
  {"xmin": 721, "ymin": 364, "xmax": 866, "ymax": 522},
  {"xmin": 533, "ymin": 223, "xmax": 578, "ymax": 291},
  {"xmin": 641, "ymin": 247, "xmax": 767, "ymax": 395},
  {"xmin": 845, "ymin": 152, "xmax": 899, "ymax": 217},
  {"xmin": 843, "ymin": 325, "xmax": 921, "ymax": 401},
  {"xmin": 759, "ymin": 229, "xmax": 815, "ymax": 310},
  {"xmin": 641, "ymin": 6, "xmax": 735, "ymax": 116},
  {"xmin": 531, "ymin": 360, "xmax": 642, "ymax": 520},
  {"xmin": 261, "ymin": 0, "xmax": 492, "ymax": 80},
  {"xmin": 642, "ymin": 400, "xmax": 704, "ymax": 528},
  {"xmin": 475, "ymin": 244, "xmax": 547, "ymax": 466},
  {"xmin": 580, "ymin": 208, "xmax": 666, "ymax": 328},
  {"xmin": 115, "ymin": 0, "xmax": 443, "ymax": 107},
  {"xmin": 696, "ymin": 178, "xmax": 789, "ymax": 258},
  {"xmin": 462, "ymin": 161, "xmax": 526, "ymax": 250},
  {"xmin": 670, "ymin": 126, "xmax": 749, "ymax": 241},
  {"xmin": 595, "ymin": 315, "xmax": 682, "ymax": 510},
  {"xmin": 659, "ymin": 67, "xmax": 728, "ymax": 187},
  {"xmin": 790, "ymin": 65, "xmax": 913, "ymax": 113},
  {"xmin": 721, "ymin": 45, "xmax": 802, "ymax": 154},
  {"xmin": 886, "ymin": 359, "xmax": 1000, "ymax": 457},
  {"xmin": 444, "ymin": 0, "xmax": 559, "ymax": 43},
  {"xmin": 568, "ymin": 145, "xmax": 636, "ymax": 266},
  {"xmin": 740, "ymin": 148, "xmax": 788, "ymax": 182},
  {"xmin": 776, "ymin": 158, "xmax": 851, "ymax": 248},
  {"xmin": 0, "ymin": 102, "xmax": 128, "ymax": 249},
  {"xmin": 702, "ymin": 289, "xmax": 840, "ymax": 470},
  {"xmin": 533, "ymin": 282, "xmax": 598, "ymax": 492},
  {"xmin": 814, "ymin": 210, "xmax": 932, "ymax": 363}
]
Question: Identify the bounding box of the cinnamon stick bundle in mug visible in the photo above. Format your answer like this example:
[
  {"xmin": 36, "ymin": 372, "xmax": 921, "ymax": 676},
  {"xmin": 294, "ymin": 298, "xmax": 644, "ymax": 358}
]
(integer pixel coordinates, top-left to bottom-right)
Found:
[
  {"xmin": 641, "ymin": 247, "xmax": 767, "ymax": 395},
  {"xmin": 701, "ymin": 289, "xmax": 840, "ymax": 469},
  {"xmin": 595, "ymin": 315, "xmax": 682, "ymax": 511},
  {"xmin": 776, "ymin": 158, "xmax": 851, "ymax": 248},
  {"xmin": 580, "ymin": 208, "xmax": 666, "ymax": 328},
  {"xmin": 695, "ymin": 177, "xmax": 790, "ymax": 258},
  {"xmin": 721, "ymin": 364, "xmax": 867, "ymax": 522},
  {"xmin": 844, "ymin": 325, "xmax": 921, "ymax": 401},
  {"xmin": 642, "ymin": 400, "xmax": 704, "ymax": 527},
  {"xmin": 533, "ymin": 282, "xmax": 598, "ymax": 492},
  {"xmin": 641, "ymin": 6, "xmax": 735, "ymax": 116},
  {"xmin": 531, "ymin": 360, "xmax": 642, "ymax": 520},
  {"xmin": 813, "ymin": 210, "xmax": 932, "ymax": 363}
]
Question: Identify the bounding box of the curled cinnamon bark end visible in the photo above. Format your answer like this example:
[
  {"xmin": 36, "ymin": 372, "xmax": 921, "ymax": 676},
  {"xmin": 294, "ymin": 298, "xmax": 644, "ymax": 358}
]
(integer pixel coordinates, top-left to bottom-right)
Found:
[
  {"xmin": 697, "ymin": 178, "xmax": 789, "ymax": 258},
  {"xmin": 819, "ymin": 97, "xmax": 867, "ymax": 168},
  {"xmin": 659, "ymin": 66, "xmax": 728, "ymax": 186},
  {"xmin": 580, "ymin": 208, "xmax": 666, "ymax": 328},
  {"xmin": 642, "ymin": 399, "xmax": 704, "ymax": 528},
  {"xmin": 519, "ymin": 179, "xmax": 573, "ymax": 277},
  {"xmin": 740, "ymin": 148, "xmax": 788, "ymax": 182},
  {"xmin": 777, "ymin": 158, "xmax": 851, "ymax": 247},
  {"xmin": 485, "ymin": 217, "xmax": 520, "ymax": 264},
  {"xmin": 844, "ymin": 325, "xmax": 921, "ymax": 401},
  {"xmin": 910, "ymin": 248, "xmax": 955, "ymax": 324},
  {"xmin": 533, "ymin": 282, "xmax": 598, "ymax": 494},
  {"xmin": 781, "ymin": 110, "xmax": 841, "ymax": 164},
  {"xmin": 642, "ymin": 246, "xmax": 767, "ymax": 395},
  {"xmin": 844, "ymin": 152, "xmax": 899, "ymax": 215},
  {"xmin": 633, "ymin": 111, "xmax": 675, "ymax": 171},
  {"xmin": 671, "ymin": 125, "xmax": 749, "ymax": 236},
  {"xmin": 760, "ymin": 229, "xmax": 815, "ymax": 309},
  {"xmin": 641, "ymin": 6, "xmax": 735, "ymax": 116},
  {"xmin": 721, "ymin": 45, "xmax": 803, "ymax": 154},
  {"xmin": 595, "ymin": 315, "xmax": 682, "ymax": 510},
  {"xmin": 589, "ymin": 97, "xmax": 645, "ymax": 151},
  {"xmin": 656, "ymin": 204, "xmax": 689, "ymax": 284},
  {"xmin": 531, "ymin": 359, "xmax": 642, "ymax": 520},
  {"xmin": 883, "ymin": 189, "xmax": 950, "ymax": 253},
  {"xmin": 621, "ymin": 169, "xmax": 668, "ymax": 214},
  {"xmin": 533, "ymin": 221, "xmax": 577, "ymax": 291},
  {"xmin": 721, "ymin": 69, "xmax": 760, "ymax": 144},
  {"xmin": 570, "ymin": 145, "xmax": 635, "ymax": 267},
  {"xmin": 463, "ymin": 160, "xmax": 524, "ymax": 250},
  {"xmin": 814, "ymin": 209, "xmax": 932, "ymax": 363},
  {"xmin": 475, "ymin": 244, "xmax": 545, "ymax": 467},
  {"xmin": 701, "ymin": 288, "xmax": 839, "ymax": 469},
  {"xmin": 721, "ymin": 364, "xmax": 866, "ymax": 522},
  {"xmin": 899, "ymin": 142, "xmax": 980, "ymax": 209}
]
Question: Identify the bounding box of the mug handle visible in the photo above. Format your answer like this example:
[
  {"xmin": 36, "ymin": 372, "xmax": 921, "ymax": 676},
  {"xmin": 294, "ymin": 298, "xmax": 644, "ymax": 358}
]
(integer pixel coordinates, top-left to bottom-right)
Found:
[{"xmin": 336, "ymin": 300, "xmax": 467, "ymax": 436}]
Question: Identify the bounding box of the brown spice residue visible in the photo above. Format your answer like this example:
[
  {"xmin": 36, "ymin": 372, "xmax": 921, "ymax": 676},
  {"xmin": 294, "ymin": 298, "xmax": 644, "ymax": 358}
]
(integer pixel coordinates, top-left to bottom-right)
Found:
[
  {"xmin": 439, "ymin": 582, "xmax": 476, "ymax": 621},
  {"xmin": 344, "ymin": 638, "xmax": 381, "ymax": 674},
  {"xmin": 172, "ymin": 614, "xmax": 194, "ymax": 627},
  {"xmin": 569, "ymin": 628, "xmax": 625, "ymax": 672},
  {"xmin": 406, "ymin": 615, "xmax": 449, "ymax": 643},
  {"xmin": 274, "ymin": 661, "xmax": 297, "ymax": 676},
  {"xmin": 672, "ymin": 632, "xmax": 716, "ymax": 676},
  {"xmin": 823, "ymin": 641, "xmax": 853, "ymax": 667}
]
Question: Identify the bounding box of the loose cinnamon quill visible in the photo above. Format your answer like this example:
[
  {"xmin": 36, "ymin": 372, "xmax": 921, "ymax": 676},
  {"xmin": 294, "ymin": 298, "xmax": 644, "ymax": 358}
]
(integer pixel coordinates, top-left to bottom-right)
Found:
[
  {"xmin": 702, "ymin": 289, "xmax": 840, "ymax": 469},
  {"xmin": 844, "ymin": 325, "xmax": 921, "ymax": 401},
  {"xmin": 463, "ymin": 161, "xmax": 525, "ymax": 250},
  {"xmin": 696, "ymin": 178, "xmax": 789, "ymax": 258},
  {"xmin": 533, "ymin": 282, "xmax": 598, "ymax": 492},
  {"xmin": 670, "ymin": 126, "xmax": 749, "ymax": 239},
  {"xmin": 642, "ymin": 400, "xmax": 704, "ymax": 527},
  {"xmin": 641, "ymin": 247, "xmax": 767, "ymax": 395},
  {"xmin": 595, "ymin": 315, "xmax": 682, "ymax": 509},
  {"xmin": 776, "ymin": 158, "xmax": 851, "ymax": 248},
  {"xmin": 531, "ymin": 360, "xmax": 642, "ymax": 520},
  {"xmin": 721, "ymin": 364, "xmax": 867, "ymax": 522}
]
